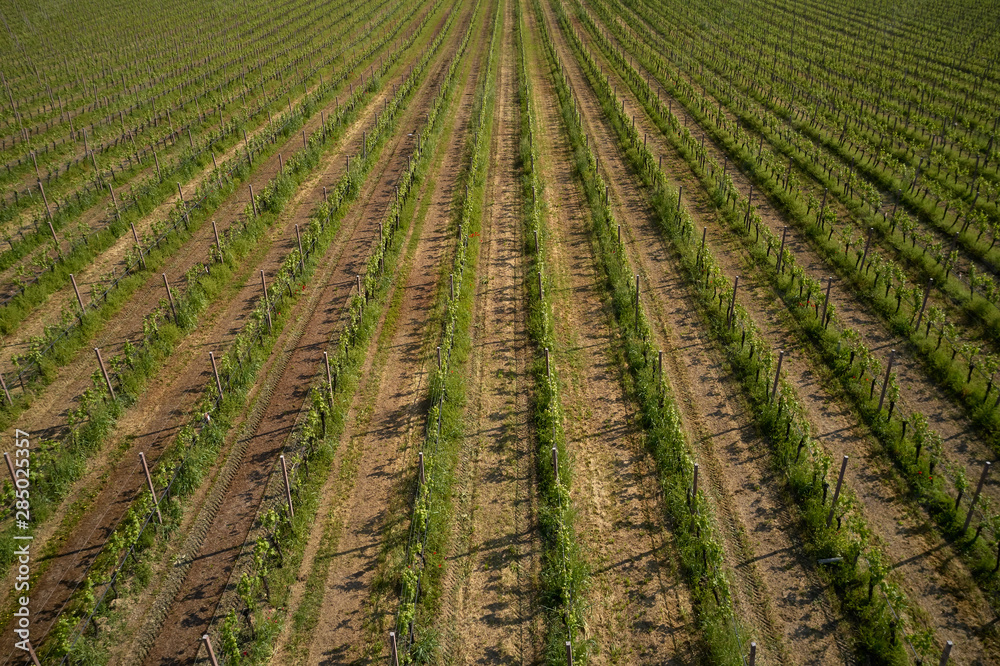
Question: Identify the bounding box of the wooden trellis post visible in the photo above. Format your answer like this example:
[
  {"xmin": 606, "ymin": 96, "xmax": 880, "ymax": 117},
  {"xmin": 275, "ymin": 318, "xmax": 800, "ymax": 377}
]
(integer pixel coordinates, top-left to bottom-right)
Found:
[
  {"xmin": 878, "ymin": 351, "xmax": 896, "ymax": 412},
  {"xmin": 939, "ymin": 640, "xmax": 953, "ymax": 665},
  {"xmin": 70, "ymin": 274, "xmax": 85, "ymax": 314},
  {"xmin": 775, "ymin": 227, "xmax": 788, "ymax": 274},
  {"xmin": 261, "ymin": 271, "xmax": 272, "ymax": 331},
  {"xmin": 37, "ymin": 180, "xmax": 60, "ymax": 258},
  {"xmin": 691, "ymin": 463, "xmax": 699, "ymax": 512},
  {"xmin": 4, "ymin": 453, "xmax": 17, "ymax": 491},
  {"xmin": 859, "ymin": 227, "xmax": 874, "ymax": 271},
  {"xmin": 139, "ymin": 452, "xmax": 162, "ymax": 523},
  {"xmin": 281, "ymin": 454, "xmax": 294, "ymax": 519},
  {"xmin": 914, "ymin": 278, "xmax": 933, "ymax": 331},
  {"xmin": 296, "ymin": 224, "xmax": 304, "ymax": 271},
  {"xmin": 94, "ymin": 348, "xmax": 116, "ymax": 401},
  {"xmin": 728, "ymin": 276, "xmax": 739, "ymax": 326},
  {"xmin": 821, "ymin": 277, "xmax": 833, "ymax": 328},
  {"xmin": 771, "ymin": 350, "xmax": 785, "ymax": 402},
  {"xmin": 202, "ymin": 634, "xmax": 219, "ymax": 666},
  {"xmin": 324, "ymin": 352, "xmax": 334, "ymax": 406},
  {"xmin": 162, "ymin": 274, "xmax": 177, "ymax": 321},
  {"xmin": 210, "ymin": 352, "xmax": 223, "ymax": 400},
  {"xmin": 23, "ymin": 641, "xmax": 41, "ymax": 666},
  {"xmin": 744, "ymin": 186, "xmax": 753, "ymax": 229},
  {"xmin": 130, "ymin": 222, "xmax": 146, "ymax": 268},
  {"xmin": 109, "ymin": 184, "xmax": 121, "ymax": 221},
  {"xmin": 826, "ymin": 455, "xmax": 849, "ymax": 527},
  {"xmin": 177, "ymin": 183, "xmax": 189, "ymax": 226},
  {"xmin": 212, "ymin": 221, "xmax": 222, "ymax": 259},
  {"xmin": 634, "ymin": 275, "xmax": 640, "ymax": 332}
]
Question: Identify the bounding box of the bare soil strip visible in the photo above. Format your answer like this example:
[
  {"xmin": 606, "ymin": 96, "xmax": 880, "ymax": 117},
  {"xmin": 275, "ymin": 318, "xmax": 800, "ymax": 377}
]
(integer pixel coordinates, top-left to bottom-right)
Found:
[
  {"xmin": 540, "ymin": 3, "xmax": 855, "ymax": 663},
  {"xmin": 0, "ymin": 0, "xmax": 427, "ymax": 564},
  {"xmin": 435, "ymin": 0, "xmax": 543, "ymax": 661},
  {"xmin": 128, "ymin": 10, "xmax": 474, "ymax": 663},
  {"xmin": 581, "ymin": 0, "xmax": 996, "ymax": 505},
  {"xmin": 543, "ymin": 0, "xmax": 998, "ymax": 660},
  {"xmin": 523, "ymin": 3, "xmax": 700, "ymax": 662},
  {"xmin": 296, "ymin": 12, "xmax": 491, "ymax": 666},
  {"xmin": 0, "ymin": 31, "xmax": 417, "ymax": 664},
  {"xmin": 0, "ymin": 15, "xmax": 438, "ymax": 658}
]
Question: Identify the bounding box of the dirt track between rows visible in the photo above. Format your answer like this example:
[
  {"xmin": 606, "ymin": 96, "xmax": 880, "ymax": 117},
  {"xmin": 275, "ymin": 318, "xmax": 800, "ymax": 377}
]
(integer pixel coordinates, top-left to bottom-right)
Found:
[
  {"xmin": 545, "ymin": 0, "xmax": 997, "ymax": 660},
  {"xmin": 524, "ymin": 3, "xmax": 700, "ymax": 661},
  {"xmin": 0, "ymin": 10, "xmax": 436, "ymax": 666},
  {"xmin": 545, "ymin": 2, "xmax": 852, "ymax": 662},
  {"xmin": 435, "ymin": 0, "xmax": 543, "ymax": 661},
  {"xmin": 134, "ymin": 3, "xmax": 473, "ymax": 663},
  {"xmin": 294, "ymin": 7, "xmax": 488, "ymax": 664},
  {"xmin": 578, "ymin": 0, "xmax": 998, "ymax": 503}
]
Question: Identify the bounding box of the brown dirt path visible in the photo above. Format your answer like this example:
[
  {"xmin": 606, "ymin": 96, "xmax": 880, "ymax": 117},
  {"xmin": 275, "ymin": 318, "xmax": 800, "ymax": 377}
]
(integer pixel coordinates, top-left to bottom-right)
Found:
[
  {"xmin": 0, "ymin": 13, "xmax": 432, "ymax": 663},
  {"xmin": 435, "ymin": 0, "xmax": 543, "ymax": 662},
  {"xmin": 0, "ymin": 7, "xmax": 429, "ymax": 590},
  {"xmin": 0, "ymin": 7, "xmax": 436, "ymax": 644},
  {"xmin": 543, "ymin": 2, "xmax": 1000, "ymax": 661},
  {"xmin": 298, "ymin": 7, "xmax": 488, "ymax": 664},
  {"xmin": 580, "ymin": 0, "xmax": 998, "ymax": 480},
  {"xmin": 524, "ymin": 3, "xmax": 699, "ymax": 662},
  {"xmin": 0, "ymin": 0, "xmax": 362, "ymax": 239},
  {"xmin": 599, "ymin": 0, "xmax": 1000, "ymax": 319},
  {"xmin": 0, "ymin": 0, "xmax": 412, "ymax": 366},
  {"xmin": 543, "ymin": 3, "xmax": 853, "ymax": 663},
  {"xmin": 135, "ymin": 4, "xmax": 472, "ymax": 664},
  {"xmin": 575, "ymin": 0, "xmax": 996, "ymax": 511}
]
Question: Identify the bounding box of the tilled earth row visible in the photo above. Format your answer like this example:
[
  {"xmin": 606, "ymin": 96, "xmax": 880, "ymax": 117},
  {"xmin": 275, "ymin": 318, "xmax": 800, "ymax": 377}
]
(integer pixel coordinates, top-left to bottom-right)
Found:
[
  {"xmin": 0, "ymin": 10, "xmax": 439, "ymax": 663},
  {"xmin": 434, "ymin": 0, "xmax": 543, "ymax": 662},
  {"xmin": 132, "ymin": 5, "xmax": 477, "ymax": 663},
  {"xmin": 523, "ymin": 2, "xmax": 700, "ymax": 662},
  {"xmin": 545, "ymin": 0, "xmax": 996, "ymax": 661}
]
